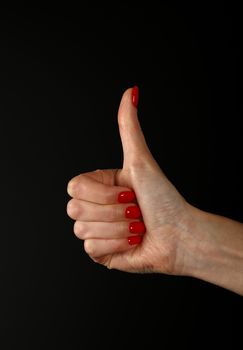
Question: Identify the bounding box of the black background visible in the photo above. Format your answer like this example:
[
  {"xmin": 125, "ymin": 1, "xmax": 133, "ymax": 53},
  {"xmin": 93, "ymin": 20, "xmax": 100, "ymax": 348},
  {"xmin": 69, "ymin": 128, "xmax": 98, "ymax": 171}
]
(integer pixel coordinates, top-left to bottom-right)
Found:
[{"xmin": 0, "ymin": 3, "xmax": 243, "ymax": 349}]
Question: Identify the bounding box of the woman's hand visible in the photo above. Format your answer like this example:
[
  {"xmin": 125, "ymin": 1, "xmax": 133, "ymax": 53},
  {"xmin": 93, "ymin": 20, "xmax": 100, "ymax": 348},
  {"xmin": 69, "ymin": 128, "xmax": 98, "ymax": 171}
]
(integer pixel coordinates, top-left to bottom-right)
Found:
[
  {"xmin": 67, "ymin": 87, "xmax": 243, "ymax": 296},
  {"xmin": 67, "ymin": 87, "xmax": 197, "ymax": 275}
]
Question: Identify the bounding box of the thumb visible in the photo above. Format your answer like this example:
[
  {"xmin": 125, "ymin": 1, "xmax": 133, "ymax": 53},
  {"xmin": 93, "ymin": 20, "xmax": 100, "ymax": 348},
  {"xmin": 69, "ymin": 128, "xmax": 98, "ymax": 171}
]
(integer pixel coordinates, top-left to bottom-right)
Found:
[{"xmin": 118, "ymin": 86, "xmax": 154, "ymax": 168}]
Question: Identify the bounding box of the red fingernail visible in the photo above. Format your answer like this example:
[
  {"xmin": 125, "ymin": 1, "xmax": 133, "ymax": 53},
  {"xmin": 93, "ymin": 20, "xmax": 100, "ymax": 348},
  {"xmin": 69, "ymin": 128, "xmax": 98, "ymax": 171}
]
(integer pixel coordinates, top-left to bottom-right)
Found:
[
  {"xmin": 129, "ymin": 221, "xmax": 146, "ymax": 234},
  {"xmin": 118, "ymin": 191, "xmax": 136, "ymax": 203},
  {"xmin": 128, "ymin": 235, "xmax": 143, "ymax": 245},
  {"xmin": 125, "ymin": 206, "xmax": 142, "ymax": 219},
  {"xmin": 131, "ymin": 85, "xmax": 139, "ymax": 108}
]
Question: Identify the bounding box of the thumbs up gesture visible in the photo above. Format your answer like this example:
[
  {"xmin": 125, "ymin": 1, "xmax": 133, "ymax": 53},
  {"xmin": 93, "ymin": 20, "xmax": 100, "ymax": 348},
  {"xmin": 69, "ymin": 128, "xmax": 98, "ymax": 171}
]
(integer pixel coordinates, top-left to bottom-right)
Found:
[{"xmin": 67, "ymin": 87, "xmax": 194, "ymax": 275}]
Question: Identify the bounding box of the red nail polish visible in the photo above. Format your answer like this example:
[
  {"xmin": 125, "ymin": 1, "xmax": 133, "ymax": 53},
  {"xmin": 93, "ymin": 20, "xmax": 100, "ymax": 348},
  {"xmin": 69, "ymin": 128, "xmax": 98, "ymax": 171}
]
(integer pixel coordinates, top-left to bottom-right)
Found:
[
  {"xmin": 118, "ymin": 191, "xmax": 136, "ymax": 203},
  {"xmin": 128, "ymin": 235, "xmax": 143, "ymax": 245},
  {"xmin": 125, "ymin": 206, "xmax": 142, "ymax": 219},
  {"xmin": 131, "ymin": 86, "xmax": 139, "ymax": 108},
  {"xmin": 129, "ymin": 221, "xmax": 146, "ymax": 234}
]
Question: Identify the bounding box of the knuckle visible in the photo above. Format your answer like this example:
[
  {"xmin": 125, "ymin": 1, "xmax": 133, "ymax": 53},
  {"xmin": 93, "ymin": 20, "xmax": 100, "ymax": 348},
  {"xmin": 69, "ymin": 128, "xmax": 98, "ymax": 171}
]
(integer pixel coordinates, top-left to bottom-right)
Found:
[
  {"xmin": 67, "ymin": 177, "xmax": 78, "ymax": 197},
  {"xmin": 75, "ymin": 180, "xmax": 87, "ymax": 197},
  {"xmin": 116, "ymin": 238, "xmax": 125, "ymax": 251},
  {"xmin": 67, "ymin": 199, "xmax": 80, "ymax": 219},
  {"xmin": 113, "ymin": 221, "xmax": 122, "ymax": 237},
  {"xmin": 104, "ymin": 189, "xmax": 117, "ymax": 204},
  {"xmin": 67, "ymin": 175, "xmax": 86, "ymax": 198},
  {"xmin": 84, "ymin": 240, "xmax": 95, "ymax": 256},
  {"xmin": 73, "ymin": 221, "xmax": 87, "ymax": 239},
  {"xmin": 117, "ymin": 221, "xmax": 127, "ymax": 236},
  {"xmin": 106, "ymin": 205, "xmax": 120, "ymax": 221}
]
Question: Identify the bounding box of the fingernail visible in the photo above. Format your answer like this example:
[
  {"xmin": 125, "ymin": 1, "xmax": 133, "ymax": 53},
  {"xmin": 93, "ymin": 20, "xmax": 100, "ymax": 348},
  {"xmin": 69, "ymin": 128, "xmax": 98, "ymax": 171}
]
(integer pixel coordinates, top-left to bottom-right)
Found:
[
  {"xmin": 125, "ymin": 206, "xmax": 142, "ymax": 219},
  {"xmin": 128, "ymin": 235, "xmax": 143, "ymax": 245},
  {"xmin": 118, "ymin": 191, "xmax": 136, "ymax": 203},
  {"xmin": 131, "ymin": 85, "xmax": 139, "ymax": 108},
  {"xmin": 129, "ymin": 221, "xmax": 146, "ymax": 234}
]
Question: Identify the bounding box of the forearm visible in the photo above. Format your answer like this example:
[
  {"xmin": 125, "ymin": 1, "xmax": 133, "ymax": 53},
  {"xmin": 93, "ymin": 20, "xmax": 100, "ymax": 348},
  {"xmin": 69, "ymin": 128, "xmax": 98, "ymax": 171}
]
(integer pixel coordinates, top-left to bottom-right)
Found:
[{"xmin": 186, "ymin": 205, "xmax": 243, "ymax": 295}]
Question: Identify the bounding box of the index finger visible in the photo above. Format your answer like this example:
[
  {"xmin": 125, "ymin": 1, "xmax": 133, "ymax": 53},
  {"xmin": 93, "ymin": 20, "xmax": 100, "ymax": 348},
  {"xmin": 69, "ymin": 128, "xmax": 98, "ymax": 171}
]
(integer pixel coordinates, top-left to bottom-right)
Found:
[{"xmin": 67, "ymin": 170, "xmax": 135, "ymax": 205}]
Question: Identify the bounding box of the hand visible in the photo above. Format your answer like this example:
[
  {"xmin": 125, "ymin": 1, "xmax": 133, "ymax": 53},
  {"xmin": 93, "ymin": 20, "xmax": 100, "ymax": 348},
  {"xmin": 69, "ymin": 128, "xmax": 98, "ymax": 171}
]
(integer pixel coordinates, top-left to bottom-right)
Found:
[{"xmin": 67, "ymin": 87, "xmax": 196, "ymax": 275}]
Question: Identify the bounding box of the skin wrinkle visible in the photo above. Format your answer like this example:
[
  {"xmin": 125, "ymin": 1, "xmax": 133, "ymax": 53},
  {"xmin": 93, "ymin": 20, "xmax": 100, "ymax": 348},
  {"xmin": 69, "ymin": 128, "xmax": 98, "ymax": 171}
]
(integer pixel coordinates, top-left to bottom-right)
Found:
[{"xmin": 67, "ymin": 87, "xmax": 243, "ymax": 296}]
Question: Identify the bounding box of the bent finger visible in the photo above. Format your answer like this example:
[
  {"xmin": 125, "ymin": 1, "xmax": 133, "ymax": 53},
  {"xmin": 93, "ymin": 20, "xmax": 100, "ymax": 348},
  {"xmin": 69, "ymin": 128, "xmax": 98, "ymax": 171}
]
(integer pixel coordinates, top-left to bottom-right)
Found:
[
  {"xmin": 84, "ymin": 237, "xmax": 142, "ymax": 258},
  {"xmin": 67, "ymin": 199, "xmax": 142, "ymax": 222},
  {"xmin": 67, "ymin": 169, "xmax": 133, "ymax": 204},
  {"xmin": 74, "ymin": 220, "xmax": 145, "ymax": 240}
]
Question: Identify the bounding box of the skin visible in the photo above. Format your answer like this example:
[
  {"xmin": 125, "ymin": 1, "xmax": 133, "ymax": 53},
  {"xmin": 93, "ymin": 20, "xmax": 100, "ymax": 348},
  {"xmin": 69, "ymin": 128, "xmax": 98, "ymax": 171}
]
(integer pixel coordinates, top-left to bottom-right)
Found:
[{"xmin": 67, "ymin": 88, "xmax": 243, "ymax": 296}]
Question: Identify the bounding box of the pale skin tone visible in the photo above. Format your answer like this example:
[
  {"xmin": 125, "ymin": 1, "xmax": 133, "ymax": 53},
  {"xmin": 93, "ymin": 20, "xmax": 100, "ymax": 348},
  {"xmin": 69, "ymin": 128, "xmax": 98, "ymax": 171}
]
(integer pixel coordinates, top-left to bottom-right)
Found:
[{"xmin": 67, "ymin": 88, "xmax": 243, "ymax": 296}]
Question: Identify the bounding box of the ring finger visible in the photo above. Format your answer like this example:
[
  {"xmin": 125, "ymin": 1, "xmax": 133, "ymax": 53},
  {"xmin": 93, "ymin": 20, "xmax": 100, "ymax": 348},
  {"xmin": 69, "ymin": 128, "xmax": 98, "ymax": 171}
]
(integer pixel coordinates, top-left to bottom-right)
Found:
[{"xmin": 74, "ymin": 220, "xmax": 145, "ymax": 240}]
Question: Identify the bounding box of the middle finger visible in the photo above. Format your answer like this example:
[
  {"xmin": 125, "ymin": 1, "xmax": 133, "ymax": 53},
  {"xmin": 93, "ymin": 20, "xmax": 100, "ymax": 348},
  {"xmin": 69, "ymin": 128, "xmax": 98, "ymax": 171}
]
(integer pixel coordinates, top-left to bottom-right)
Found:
[{"xmin": 67, "ymin": 198, "xmax": 142, "ymax": 222}]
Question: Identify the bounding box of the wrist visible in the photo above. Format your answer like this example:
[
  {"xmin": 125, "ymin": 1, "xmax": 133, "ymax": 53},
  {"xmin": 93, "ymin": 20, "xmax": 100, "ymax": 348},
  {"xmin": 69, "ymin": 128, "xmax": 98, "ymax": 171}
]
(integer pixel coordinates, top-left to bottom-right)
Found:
[
  {"xmin": 180, "ymin": 204, "xmax": 216, "ymax": 277},
  {"xmin": 172, "ymin": 203, "xmax": 210, "ymax": 277},
  {"xmin": 182, "ymin": 204, "xmax": 243, "ymax": 295}
]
